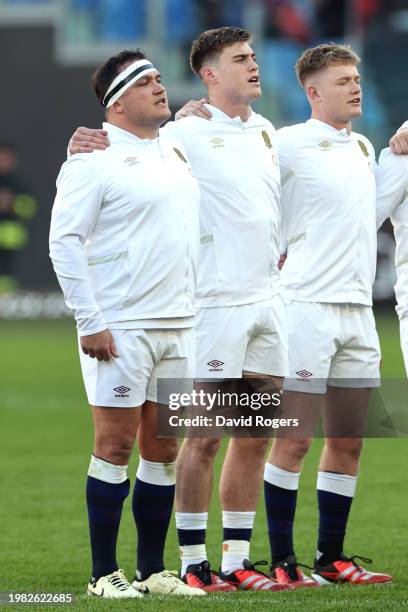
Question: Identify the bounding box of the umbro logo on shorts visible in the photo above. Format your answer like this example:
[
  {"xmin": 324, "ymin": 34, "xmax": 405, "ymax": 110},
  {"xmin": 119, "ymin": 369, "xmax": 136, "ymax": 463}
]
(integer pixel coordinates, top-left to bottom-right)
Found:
[
  {"xmin": 113, "ymin": 386, "xmax": 131, "ymax": 397},
  {"xmin": 296, "ymin": 370, "xmax": 313, "ymax": 381},
  {"xmin": 207, "ymin": 359, "xmax": 224, "ymax": 372}
]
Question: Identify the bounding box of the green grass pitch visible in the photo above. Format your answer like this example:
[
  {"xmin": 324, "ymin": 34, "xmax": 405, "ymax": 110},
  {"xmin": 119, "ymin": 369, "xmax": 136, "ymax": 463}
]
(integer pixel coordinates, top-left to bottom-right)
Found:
[{"xmin": 1, "ymin": 310, "xmax": 407, "ymax": 610}]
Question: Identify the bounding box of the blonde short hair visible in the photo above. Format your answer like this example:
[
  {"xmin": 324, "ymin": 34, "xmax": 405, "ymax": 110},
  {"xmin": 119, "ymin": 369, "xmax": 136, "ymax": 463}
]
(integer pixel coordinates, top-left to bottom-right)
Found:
[{"xmin": 296, "ymin": 43, "xmax": 361, "ymax": 86}]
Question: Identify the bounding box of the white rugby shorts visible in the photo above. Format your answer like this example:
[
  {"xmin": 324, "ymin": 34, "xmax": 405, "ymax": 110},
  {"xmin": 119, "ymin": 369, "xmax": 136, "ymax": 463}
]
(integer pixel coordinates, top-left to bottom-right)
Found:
[
  {"xmin": 399, "ymin": 315, "xmax": 408, "ymax": 377},
  {"xmin": 195, "ymin": 296, "xmax": 288, "ymax": 379},
  {"xmin": 78, "ymin": 327, "xmax": 195, "ymax": 407},
  {"xmin": 283, "ymin": 301, "xmax": 381, "ymax": 394}
]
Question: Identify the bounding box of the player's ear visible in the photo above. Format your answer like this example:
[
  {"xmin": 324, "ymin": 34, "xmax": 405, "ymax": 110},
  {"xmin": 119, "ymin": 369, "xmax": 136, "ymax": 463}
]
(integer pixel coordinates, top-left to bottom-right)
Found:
[
  {"xmin": 201, "ymin": 66, "xmax": 216, "ymax": 84},
  {"xmin": 111, "ymin": 99, "xmax": 125, "ymax": 115},
  {"xmin": 307, "ymin": 85, "xmax": 320, "ymax": 102}
]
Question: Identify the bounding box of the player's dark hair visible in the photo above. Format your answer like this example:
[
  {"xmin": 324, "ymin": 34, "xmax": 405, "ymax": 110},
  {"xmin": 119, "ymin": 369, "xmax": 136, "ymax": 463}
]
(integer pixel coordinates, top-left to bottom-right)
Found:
[
  {"xmin": 190, "ymin": 27, "xmax": 252, "ymax": 77},
  {"xmin": 92, "ymin": 49, "xmax": 147, "ymax": 106},
  {"xmin": 296, "ymin": 43, "xmax": 360, "ymax": 86}
]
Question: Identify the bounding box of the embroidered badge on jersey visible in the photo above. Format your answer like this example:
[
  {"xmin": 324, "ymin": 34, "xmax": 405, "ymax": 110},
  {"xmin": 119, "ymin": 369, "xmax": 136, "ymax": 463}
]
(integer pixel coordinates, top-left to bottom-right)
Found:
[
  {"xmin": 357, "ymin": 139, "xmax": 373, "ymax": 172},
  {"xmin": 358, "ymin": 140, "xmax": 369, "ymax": 157},
  {"xmin": 262, "ymin": 130, "xmax": 273, "ymax": 149},
  {"xmin": 262, "ymin": 130, "xmax": 278, "ymax": 165},
  {"xmin": 173, "ymin": 147, "xmax": 188, "ymax": 163}
]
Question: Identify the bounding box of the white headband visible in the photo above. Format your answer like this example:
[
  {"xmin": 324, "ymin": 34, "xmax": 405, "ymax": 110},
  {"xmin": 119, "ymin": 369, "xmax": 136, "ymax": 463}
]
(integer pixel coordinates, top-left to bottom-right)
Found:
[{"xmin": 103, "ymin": 59, "xmax": 157, "ymax": 108}]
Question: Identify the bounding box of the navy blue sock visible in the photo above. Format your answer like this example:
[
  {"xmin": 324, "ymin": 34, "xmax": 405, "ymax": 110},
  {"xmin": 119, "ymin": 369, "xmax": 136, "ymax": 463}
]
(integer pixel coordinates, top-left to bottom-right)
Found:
[
  {"xmin": 86, "ymin": 476, "xmax": 130, "ymax": 580},
  {"xmin": 264, "ymin": 481, "xmax": 298, "ymax": 564},
  {"xmin": 132, "ymin": 478, "xmax": 175, "ymax": 580},
  {"xmin": 223, "ymin": 527, "xmax": 253, "ymax": 542},
  {"xmin": 316, "ymin": 489, "xmax": 353, "ymax": 564},
  {"xmin": 177, "ymin": 529, "xmax": 206, "ymax": 546}
]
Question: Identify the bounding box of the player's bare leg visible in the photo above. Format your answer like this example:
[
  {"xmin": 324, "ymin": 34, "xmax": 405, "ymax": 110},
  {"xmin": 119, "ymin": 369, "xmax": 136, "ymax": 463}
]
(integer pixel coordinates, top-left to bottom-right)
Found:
[
  {"xmin": 220, "ymin": 375, "xmax": 284, "ymax": 527},
  {"xmin": 87, "ymin": 407, "xmax": 141, "ymax": 597},
  {"xmin": 217, "ymin": 376, "xmax": 292, "ymax": 590},
  {"xmin": 176, "ymin": 437, "xmax": 221, "ymax": 512},
  {"xmin": 138, "ymin": 400, "xmax": 179, "ymax": 463},
  {"xmin": 175, "ymin": 436, "xmax": 236, "ymax": 591},
  {"xmin": 265, "ymin": 391, "xmax": 323, "ymax": 587},
  {"xmin": 313, "ymin": 388, "xmax": 366, "ymax": 572},
  {"xmin": 312, "ymin": 386, "xmax": 391, "ymax": 584},
  {"xmin": 93, "ymin": 405, "xmax": 140, "ymax": 464},
  {"xmin": 319, "ymin": 386, "xmax": 369, "ymax": 475},
  {"xmin": 220, "ymin": 436, "xmax": 270, "ymax": 512},
  {"xmin": 131, "ymin": 402, "xmax": 204, "ymax": 595}
]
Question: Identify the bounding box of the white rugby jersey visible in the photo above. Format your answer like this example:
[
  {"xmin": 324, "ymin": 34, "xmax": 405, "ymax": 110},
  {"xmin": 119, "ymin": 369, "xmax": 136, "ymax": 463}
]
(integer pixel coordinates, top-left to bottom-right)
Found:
[
  {"xmin": 163, "ymin": 104, "xmax": 281, "ymax": 308},
  {"xmin": 50, "ymin": 123, "xmax": 200, "ymax": 336},
  {"xmin": 376, "ymin": 147, "xmax": 408, "ymax": 319},
  {"xmin": 275, "ymin": 118, "xmax": 377, "ymax": 305}
]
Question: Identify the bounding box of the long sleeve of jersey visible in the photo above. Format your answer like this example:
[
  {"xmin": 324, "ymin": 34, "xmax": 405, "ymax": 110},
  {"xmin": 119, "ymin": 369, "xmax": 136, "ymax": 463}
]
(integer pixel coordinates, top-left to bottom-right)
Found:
[
  {"xmin": 274, "ymin": 127, "xmax": 297, "ymax": 254},
  {"xmin": 49, "ymin": 157, "xmax": 107, "ymax": 336},
  {"xmin": 376, "ymin": 148, "xmax": 408, "ymax": 229}
]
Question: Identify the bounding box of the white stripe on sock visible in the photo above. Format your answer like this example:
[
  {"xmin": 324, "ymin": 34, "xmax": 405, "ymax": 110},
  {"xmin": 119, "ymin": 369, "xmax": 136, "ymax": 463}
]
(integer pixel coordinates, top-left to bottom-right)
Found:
[
  {"xmin": 317, "ymin": 471, "xmax": 357, "ymax": 497},
  {"xmin": 264, "ymin": 463, "xmax": 300, "ymax": 490},
  {"xmin": 136, "ymin": 457, "xmax": 176, "ymax": 486},
  {"xmin": 175, "ymin": 512, "xmax": 208, "ymax": 531},
  {"xmin": 88, "ymin": 454, "xmax": 128, "ymax": 484},
  {"xmin": 222, "ymin": 510, "xmax": 255, "ymax": 529}
]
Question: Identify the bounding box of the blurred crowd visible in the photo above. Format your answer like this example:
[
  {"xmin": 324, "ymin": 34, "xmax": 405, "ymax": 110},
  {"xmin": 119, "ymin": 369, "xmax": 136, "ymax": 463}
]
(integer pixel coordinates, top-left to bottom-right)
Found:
[
  {"xmin": 0, "ymin": 143, "xmax": 36, "ymax": 293},
  {"xmin": 2, "ymin": 0, "xmax": 407, "ymax": 43},
  {"xmin": 1, "ymin": 0, "xmax": 400, "ymax": 42}
]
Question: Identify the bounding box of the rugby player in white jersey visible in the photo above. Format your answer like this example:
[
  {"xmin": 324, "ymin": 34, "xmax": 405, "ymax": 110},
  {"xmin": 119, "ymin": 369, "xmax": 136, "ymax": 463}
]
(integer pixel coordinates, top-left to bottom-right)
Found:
[
  {"xmin": 68, "ymin": 28, "xmax": 291, "ymax": 593},
  {"xmin": 376, "ymin": 121, "xmax": 408, "ymax": 374},
  {"xmin": 263, "ymin": 43, "xmax": 392, "ymax": 586},
  {"xmin": 172, "ymin": 43, "xmax": 393, "ymax": 587},
  {"xmin": 50, "ymin": 50, "xmax": 204, "ymax": 598}
]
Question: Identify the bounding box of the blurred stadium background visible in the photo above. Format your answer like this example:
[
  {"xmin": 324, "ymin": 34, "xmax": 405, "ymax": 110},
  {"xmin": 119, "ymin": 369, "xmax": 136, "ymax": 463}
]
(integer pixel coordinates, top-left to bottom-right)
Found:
[{"xmin": 1, "ymin": 1, "xmax": 407, "ymax": 608}]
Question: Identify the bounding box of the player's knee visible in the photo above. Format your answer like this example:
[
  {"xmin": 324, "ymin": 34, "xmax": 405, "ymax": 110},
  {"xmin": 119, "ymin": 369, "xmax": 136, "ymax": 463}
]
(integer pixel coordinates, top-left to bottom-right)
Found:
[
  {"xmin": 278, "ymin": 437, "xmax": 311, "ymax": 462},
  {"xmin": 184, "ymin": 437, "xmax": 221, "ymax": 459},
  {"xmin": 98, "ymin": 436, "xmax": 135, "ymax": 464},
  {"xmin": 292, "ymin": 438, "xmax": 312, "ymax": 461},
  {"xmin": 150, "ymin": 437, "xmax": 179, "ymax": 463},
  {"xmin": 326, "ymin": 437, "xmax": 363, "ymax": 461},
  {"xmin": 230, "ymin": 437, "xmax": 269, "ymax": 456}
]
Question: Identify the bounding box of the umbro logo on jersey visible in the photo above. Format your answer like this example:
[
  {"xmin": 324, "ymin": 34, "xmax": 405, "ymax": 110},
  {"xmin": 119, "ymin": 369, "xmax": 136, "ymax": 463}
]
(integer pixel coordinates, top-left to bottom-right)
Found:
[
  {"xmin": 210, "ymin": 137, "xmax": 224, "ymax": 148},
  {"xmin": 114, "ymin": 386, "xmax": 131, "ymax": 397},
  {"xmin": 208, "ymin": 359, "xmax": 224, "ymax": 371},
  {"xmin": 319, "ymin": 140, "xmax": 332, "ymax": 151},
  {"xmin": 296, "ymin": 370, "xmax": 313, "ymax": 380},
  {"xmin": 124, "ymin": 156, "xmax": 139, "ymax": 166}
]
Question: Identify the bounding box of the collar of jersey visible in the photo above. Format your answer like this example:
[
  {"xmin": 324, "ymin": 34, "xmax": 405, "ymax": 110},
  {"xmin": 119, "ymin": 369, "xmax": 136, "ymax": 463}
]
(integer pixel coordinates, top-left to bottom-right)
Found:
[
  {"xmin": 306, "ymin": 118, "xmax": 351, "ymax": 138},
  {"xmin": 102, "ymin": 122, "xmax": 160, "ymax": 146},
  {"xmin": 204, "ymin": 103, "xmax": 257, "ymax": 126}
]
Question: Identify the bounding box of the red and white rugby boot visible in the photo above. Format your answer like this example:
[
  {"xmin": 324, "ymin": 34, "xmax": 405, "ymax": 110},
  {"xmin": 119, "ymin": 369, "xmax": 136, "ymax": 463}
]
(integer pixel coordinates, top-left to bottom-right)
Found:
[
  {"xmin": 219, "ymin": 559, "xmax": 293, "ymax": 591},
  {"xmin": 270, "ymin": 555, "xmax": 319, "ymax": 588},
  {"xmin": 312, "ymin": 554, "xmax": 392, "ymax": 585},
  {"xmin": 183, "ymin": 561, "xmax": 237, "ymax": 592}
]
